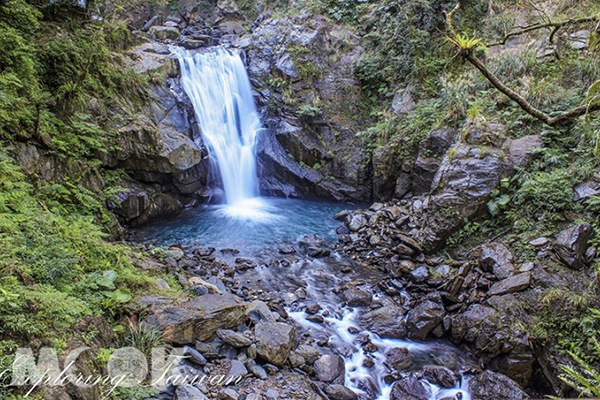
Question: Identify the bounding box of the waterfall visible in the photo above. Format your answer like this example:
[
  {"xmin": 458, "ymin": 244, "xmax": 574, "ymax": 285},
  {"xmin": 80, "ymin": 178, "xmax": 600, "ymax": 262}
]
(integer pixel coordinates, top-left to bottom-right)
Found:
[{"xmin": 173, "ymin": 47, "xmax": 268, "ymax": 218}]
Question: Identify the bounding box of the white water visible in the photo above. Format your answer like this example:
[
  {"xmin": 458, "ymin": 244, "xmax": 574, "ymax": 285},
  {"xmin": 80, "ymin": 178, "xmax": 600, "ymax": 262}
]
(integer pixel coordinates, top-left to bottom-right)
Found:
[{"xmin": 173, "ymin": 47, "xmax": 269, "ymax": 219}]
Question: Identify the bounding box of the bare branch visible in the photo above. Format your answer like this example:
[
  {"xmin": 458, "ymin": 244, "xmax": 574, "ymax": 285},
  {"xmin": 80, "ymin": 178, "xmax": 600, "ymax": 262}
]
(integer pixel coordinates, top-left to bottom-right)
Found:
[
  {"xmin": 488, "ymin": 14, "xmax": 600, "ymax": 47},
  {"xmin": 445, "ymin": 3, "xmax": 600, "ymax": 127}
]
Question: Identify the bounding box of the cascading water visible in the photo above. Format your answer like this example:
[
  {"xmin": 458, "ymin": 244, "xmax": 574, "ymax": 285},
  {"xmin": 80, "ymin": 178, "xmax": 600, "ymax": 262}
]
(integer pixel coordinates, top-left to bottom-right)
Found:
[{"xmin": 173, "ymin": 47, "xmax": 270, "ymax": 219}]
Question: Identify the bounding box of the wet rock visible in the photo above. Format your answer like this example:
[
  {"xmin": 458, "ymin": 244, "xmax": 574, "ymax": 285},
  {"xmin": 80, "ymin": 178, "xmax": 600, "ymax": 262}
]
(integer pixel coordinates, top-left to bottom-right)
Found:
[
  {"xmin": 324, "ymin": 384, "xmax": 358, "ymax": 400},
  {"xmin": 343, "ymin": 288, "xmax": 372, "ymax": 307},
  {"xmin": 406, "ymin": 300, "xmax": 445, "ymax": 340},
  {"xmin": 412, "ymin": 128, "xmax": 457, "ymax": 195},
  {"xmin": 150, "ymin": 26, "xmax": 180, "ymax": 41},
  {"xmin": 314, "ymin": 354, "xmax": 345, "ymax": 384},
  {"xmin": 390, "ymin": 375, "xmax": 429, "ymax": 400},
  {"xmin": 385, "ymin": 347, "xmax": 413, "ymax": 371},
  {"xmin": 217, "ymin": 330, "xmax": 252, "ymax": 348},
  {"xmin": 175, "ymin": 385, "xmax": 208, "ymax": 400},
  {"xmin": 348, "ymin": 214, "xmax": 367, "ymax": 232},
  {"xmin": 479, "ymin": 242, "xmax": 515, "ymax": 279},
  {"xmin": 468, "ymin": 370, "xmax": 529, "ymax": 400},
  {"xmin": 359, "ymin": 306, "xmax": 407, "ymax": 339},
  {"xmin": 142, "ymin": 294, "xmax": 248, "ymax": 344},
  {"xmin": 423, "ymin": 366, "xmax": 457, "ymax": 388},
  {"xmin": 255, "ymin": 322, "xmax": 295, "ymax": 366},
  {"xmin": 410, "ymin": 266, "xmax": 430, "ymax": 283},
  {"xmin": 296, "ymin": 344, "xmax": 320, "ymax": 364},
  {"xmin": 554, "ymin": 223, "xmax": 594, "ymax": 269},
  {"xmin": 488, "ymin": 272, "xmax": 531, "ymax": 296}
]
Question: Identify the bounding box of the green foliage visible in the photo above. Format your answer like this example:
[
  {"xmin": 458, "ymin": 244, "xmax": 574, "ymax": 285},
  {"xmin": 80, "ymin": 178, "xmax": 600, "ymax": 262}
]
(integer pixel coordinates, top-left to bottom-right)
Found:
[
  {"xmin": 559, "ymin": 337, "xmax": 600, "ymax": 398},
  {"xmin": 125, "ymin": 321, "xmax": 166, "ymax": 358},
  {"xmin": 0, "ymin": 152, "xmax": 161, "ymax": 342}
]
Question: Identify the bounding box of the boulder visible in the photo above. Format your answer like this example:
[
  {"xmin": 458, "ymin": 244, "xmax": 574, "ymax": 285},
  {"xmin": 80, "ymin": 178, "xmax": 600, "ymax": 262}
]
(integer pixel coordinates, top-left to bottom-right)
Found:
[
  {"xmin": 217, "ymin": 329, "xmax": 253, "ymax": 348},
  {"xmin": 479, "ymin": 242, "xmax": 516, "ymax": 279},
  {"xmin": 423, "ymin": 366, "xmax": 457, "ymax": 388},
  {"xmin": 142, "ymin": 294, "xmax": 249, "ymax": 344},
  {"xmin": 295, "ymin": 344, "xmax": 320, "ymax": 364},
  {"xmin": 488, "ymin": 272, "xmax": 531, "ymax": 296},
  {"xmin": 416, "ymin": 122, "xmax": 542, "ymax": 251},
  {"xmin": 412, "ymin": 128, "xmax": 457, "ymax": 195},
  {"xmin": 255, "ymin": 322, "xmax": 295, "ymax": 366},
  {"xmin": 385, "ymin": 347, "xmax": 413, "ymax": 371},
  {"xmin": 343, "ymin": 288, "xmax": 372, "ymax": 307},
  {"xmin": 359, "ymin": 306, "xmax": 407, "ymax": 339},
  {"xmin": 324, "ymin": 385, "xmax": 358, "ymax": 400},
  {"xmin": 554, "ymin": 223, "xmax": 594, "ymax": 268},
  {"xmin": 390, "ymin": 375, "xmax": 429, "ymax": 400},
  {"xmin": 468, "ymin": 371, "xmax": 529, "ymax": 400},
  {"xmin": 175, "ymin": 385, "xmax": 209, "ymax": 400},
  {"xmin": 314, "ymin": 354, "xmax": 345, "ymax": 384},
  {"xmin": 391, "ymin": 89, "xmax": 416, "ymax": 115},
  {"xmin": 150, "ymin": 26, "xmax": 180, "ymax": 41},
  {"xmin": 406, "ymin": 300, "xmax": 445, "ymax": 340}
]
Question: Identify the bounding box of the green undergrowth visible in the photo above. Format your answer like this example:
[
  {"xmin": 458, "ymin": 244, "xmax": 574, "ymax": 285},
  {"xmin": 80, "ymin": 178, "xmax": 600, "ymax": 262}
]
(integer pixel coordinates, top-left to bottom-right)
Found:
[{"xmin": 0, "ymin": 151, "xmax": 179, "ymax": 346}]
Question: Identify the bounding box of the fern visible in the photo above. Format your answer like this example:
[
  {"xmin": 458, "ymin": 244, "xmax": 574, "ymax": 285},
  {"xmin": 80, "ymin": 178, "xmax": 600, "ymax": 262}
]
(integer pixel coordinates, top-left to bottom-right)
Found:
[{"xmin": 559, "ymin": 337, "xmax": 600, "ymax": 397}]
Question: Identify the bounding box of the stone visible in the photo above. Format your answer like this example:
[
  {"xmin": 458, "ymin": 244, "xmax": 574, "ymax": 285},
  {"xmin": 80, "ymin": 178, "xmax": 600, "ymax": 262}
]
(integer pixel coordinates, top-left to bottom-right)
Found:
[
  {"xmin": 488, "ymin": 273, "xmax": 531, "ymax": 296},
  {"xmin": 324, "ymin": 384, "xmax": 358, "ymax": 400},
  {"xmin": 406, "ymin": 300, "xmax": 445, "ymax": 340},
  {"xmin": 247, "ymin": 361, "xmax": 268, "ymax": 379},
  {"xmin": 314, "ymin": 354, "xmax": 345, "ymax": 384},
  {"xmin": 143, "ymin": 294, "xmax": 248, "ymax": 344},
  {"xmin": 295, "ymin": 344, "xmax": 320, "ymax": 364},
  {"xmin": 175, "ymin": 385, "xmax": 208, "ymax": 400},
  {"xmin": 183, "ymin": 345, "xmax": 207, "ymax": 366},
  {"xmin": 255, "ymin": 322, "xmax": 295, "ymax": 366},
  {"xmin": 479, "ymin": 242, "xmax": 516, "ymax": 279},
  {"xmin": 150, "ymin": 26, "xmax": 180, "ymax": 41},
  {"xmin": 468, "ymin": 371, "xmax": 529, "ymax": 400},
  {"xmin": 412, "ymin": 128, "xmax": 457, "ymax": 195},
  {"xmin": 385, "ymin": 347, "xmax": 413, "ymax": 371},
  {"xmin": 391, "ymin": 89, "xmax": 416, "ymax": 115},
  {"xmin": 423, "ymin": 366, "xmax": 457, "ymax": 388},
  {"xmin": 569, "ymin": 30, "xmax": 590, "ymax": 50},
  {"xmin": 218, "ymin": 388, "xmax": 239, "ymax": 400},
  {"xmin": 217, "ymin": 330, "xmax": 253, "ymax": 348},
  {"xmin": 348, "ymin": 214, "xmax": 367, "ymax": 232},
  {"xmin": 554, "ymin": 223, "xmax": 594, "ymax": 268},
  {"xmin": 410, "ymin": 266, "xmax": 429, "ymax": 283},
  {"xmin": 359, "ymin": 306, "xmax": 407, "ymax": 339},
  {"xmin": 142, "ymin": 15, "xmax": 161, "ymax": 32},
  {"xmin": 343, "ymin": 288, "xmax": 372, "ymax": 307},
  {"xmin": 226, "ymin": 360, "xmax": 248, "ymax": 379},
  {"xmin": 390, "ymin": 375, "xmax": 429, "ymax": 400}
]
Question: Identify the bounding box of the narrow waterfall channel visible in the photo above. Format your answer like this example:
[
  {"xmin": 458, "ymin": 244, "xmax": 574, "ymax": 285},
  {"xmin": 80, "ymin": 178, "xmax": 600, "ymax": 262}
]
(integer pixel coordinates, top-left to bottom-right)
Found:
[{"xmin": 173, "ymin": 47, "xmax": 268, "ymax": 219}]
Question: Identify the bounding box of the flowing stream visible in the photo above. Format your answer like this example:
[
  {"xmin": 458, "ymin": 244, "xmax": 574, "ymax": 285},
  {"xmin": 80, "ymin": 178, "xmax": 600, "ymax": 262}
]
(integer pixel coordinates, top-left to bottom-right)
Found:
[{"xmin": 148, "ymin": 46, "xmax": 474, "ymax": 400}]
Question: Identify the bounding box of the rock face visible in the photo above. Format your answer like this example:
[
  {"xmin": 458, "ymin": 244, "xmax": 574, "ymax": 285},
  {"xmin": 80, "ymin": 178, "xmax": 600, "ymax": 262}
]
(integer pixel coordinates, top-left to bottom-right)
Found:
[
  {"xmin": 390, "ymin": 375, "xmax": 429, "ymax": 400},
  {"xmin": 242, "ymin": 14, "xmax": 372, "ymax": 201},
  {"xmin": 553, "ymin": 223, "xmax": 594, "ymax": 268},
  {"xmin": 416, "ymin": 123, "xmax": 543, "ymax": 251},
  {"xmin": 314, "ymin": 354, "xmax": 345, "ymax": 384},
  {"xmin": 359, "ymin": 306, "xmax": 407, "ymax": 339},
  {"xmin": 469, "ymin": 371, "xmax": 529, "ymax": 400},
  {"xmin": 479, "ymin": 242, "xmax": 516, "ymax": 279},
  {"xmin": 412, "ymin": 128, "xmax": 457, "ymax": 195},
  {"xmin": 255, "ymin": 322, "xmax": 296, "ymax": 366},
  {"xmin": 406, "ymin": 299, "xmax": 445, "ymax": 340},
  {"xmin": 141, "ymin": 294, "xmax": 249, "ymax": 344}
]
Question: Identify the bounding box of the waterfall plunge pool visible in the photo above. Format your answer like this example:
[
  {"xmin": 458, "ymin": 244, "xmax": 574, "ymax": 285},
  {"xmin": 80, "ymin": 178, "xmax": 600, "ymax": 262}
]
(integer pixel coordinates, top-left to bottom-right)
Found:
[{"xmin": 130, "ymin": 197, "xmax": 354, "ymax": 252}]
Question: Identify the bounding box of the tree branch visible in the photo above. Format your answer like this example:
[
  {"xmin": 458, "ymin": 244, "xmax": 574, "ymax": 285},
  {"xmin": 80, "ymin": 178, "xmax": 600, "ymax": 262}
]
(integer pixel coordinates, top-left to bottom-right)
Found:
[
  {"xmin": 488, "ymin": 14, "xmax": 600, "ymax": 47},
  {"xmin": 445, "ymin": 3, "xmax": 600, "ymax": 127}
]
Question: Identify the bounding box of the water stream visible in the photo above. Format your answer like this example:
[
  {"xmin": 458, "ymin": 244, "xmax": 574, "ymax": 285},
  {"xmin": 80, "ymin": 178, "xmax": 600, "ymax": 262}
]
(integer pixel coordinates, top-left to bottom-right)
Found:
[{"xmin": 147, "ymin": 46, "xmax": 474, "ymax": 400}]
